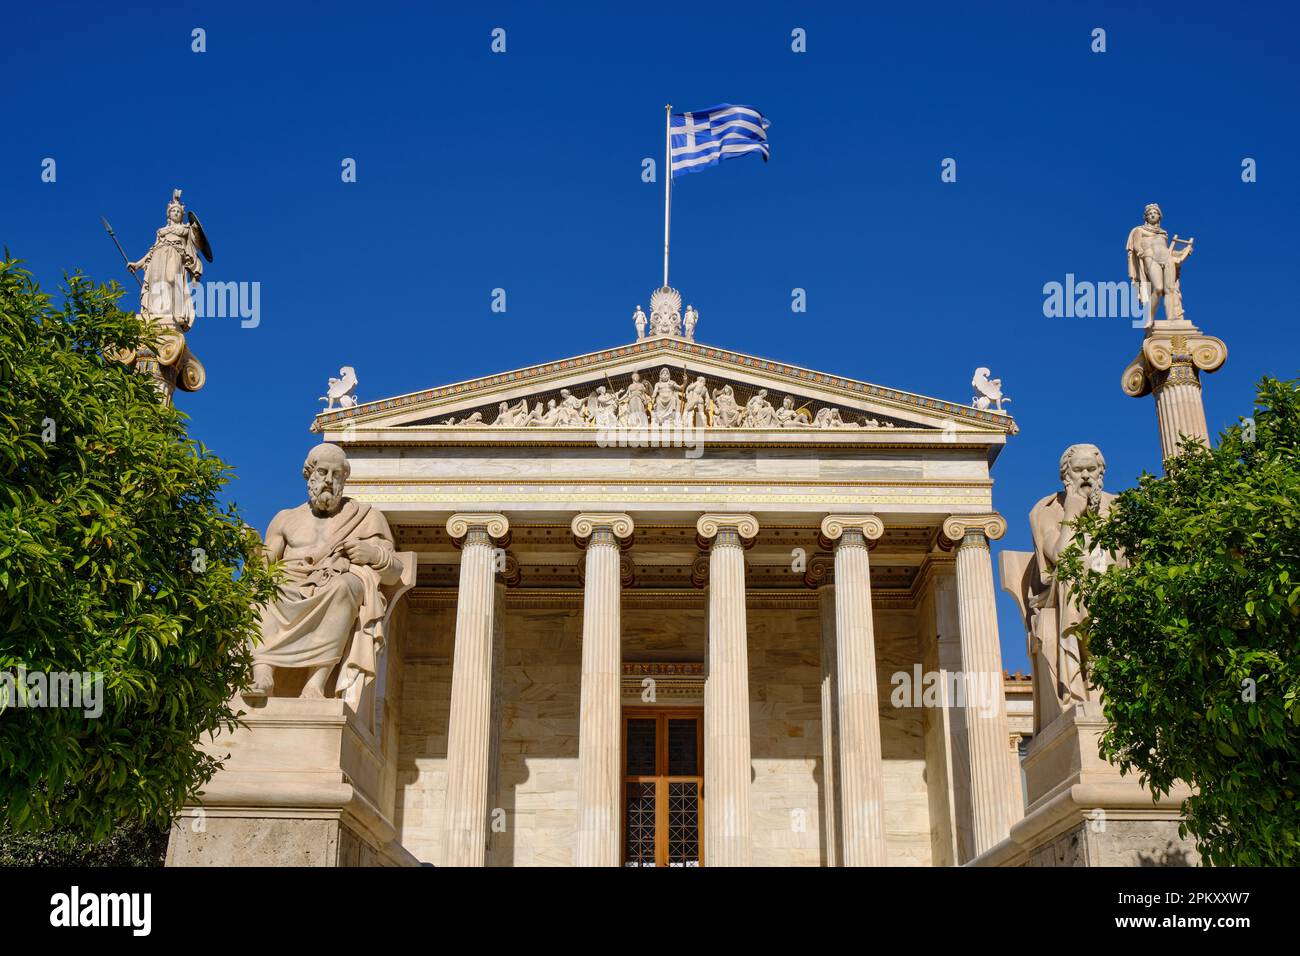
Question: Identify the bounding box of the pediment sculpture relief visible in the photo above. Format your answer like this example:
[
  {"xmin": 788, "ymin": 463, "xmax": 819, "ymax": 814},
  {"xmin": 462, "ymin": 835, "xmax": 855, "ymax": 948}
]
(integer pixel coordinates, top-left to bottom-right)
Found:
[{"xmin": 436, "ymin": 366, "xmax": 905, "ymax": 430}]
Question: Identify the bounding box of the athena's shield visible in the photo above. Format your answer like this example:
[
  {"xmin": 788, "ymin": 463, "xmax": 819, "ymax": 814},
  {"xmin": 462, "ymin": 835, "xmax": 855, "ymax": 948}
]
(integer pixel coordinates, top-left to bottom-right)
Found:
[{"xmin": 187, "ymin": 211, "xmax": 214, "ymax": 262}]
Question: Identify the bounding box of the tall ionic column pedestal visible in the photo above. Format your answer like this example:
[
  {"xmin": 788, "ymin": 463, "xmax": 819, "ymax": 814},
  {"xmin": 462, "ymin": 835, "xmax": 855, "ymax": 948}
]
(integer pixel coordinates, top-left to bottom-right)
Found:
[
  {"xmin": 696, "ymin": 513, "xmax": 759, "ymax": 868},
  {"xmin": 1121, "ymin": 320, "xmax": 1227, "ymax": 462},
  {"xmin": 572, "ymin": 513, "xmax": 634, "ymax": 867}
]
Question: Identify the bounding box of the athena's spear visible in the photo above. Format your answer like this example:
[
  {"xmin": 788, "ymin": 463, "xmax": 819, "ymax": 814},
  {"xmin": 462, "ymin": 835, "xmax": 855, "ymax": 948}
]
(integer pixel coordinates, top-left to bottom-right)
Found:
[{"xmin": 100, "ymin": 217, "xmax": 142, "ymax": 287}]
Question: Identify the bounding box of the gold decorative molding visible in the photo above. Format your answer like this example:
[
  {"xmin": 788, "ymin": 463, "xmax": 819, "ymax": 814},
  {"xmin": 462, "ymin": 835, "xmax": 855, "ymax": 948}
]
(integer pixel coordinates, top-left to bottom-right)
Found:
[
  {"xmin": 349, "ymin": 476, "xmax": 994, "ymax": 489},
  {"xmin": 357, "ymin": 491, "xmax": 992, "ymax": 507},
  {"xmin": 621, "ymin": 662, "xmax": 705, "ymax": 699}
]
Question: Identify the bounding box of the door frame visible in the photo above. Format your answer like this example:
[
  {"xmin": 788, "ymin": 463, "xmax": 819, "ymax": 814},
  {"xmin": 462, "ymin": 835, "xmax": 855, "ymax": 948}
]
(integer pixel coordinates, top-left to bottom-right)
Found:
[{"xmin": 621, "ymin": 706, "xmax": 705, "ymax": 867}]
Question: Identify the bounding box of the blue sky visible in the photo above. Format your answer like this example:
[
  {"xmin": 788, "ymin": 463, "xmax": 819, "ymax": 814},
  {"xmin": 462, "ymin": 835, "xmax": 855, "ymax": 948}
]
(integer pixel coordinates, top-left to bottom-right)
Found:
[{"xmin": 5, "ymin": 1, "xmax": 1297, "ymax": 670}]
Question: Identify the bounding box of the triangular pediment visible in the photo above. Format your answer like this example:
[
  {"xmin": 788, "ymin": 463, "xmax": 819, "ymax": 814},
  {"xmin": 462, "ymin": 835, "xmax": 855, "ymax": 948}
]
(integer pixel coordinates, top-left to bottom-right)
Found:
[{"xmin": 312, "ymin": 336, "xmax": 1016, "ymax": 437}]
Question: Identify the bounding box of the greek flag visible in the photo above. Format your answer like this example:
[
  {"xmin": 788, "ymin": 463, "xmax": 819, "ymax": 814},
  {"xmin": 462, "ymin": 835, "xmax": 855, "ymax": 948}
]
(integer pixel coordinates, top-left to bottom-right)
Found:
[{"xmin": 670, "ymin": 104, "xmax": 771, "ymax": 178}]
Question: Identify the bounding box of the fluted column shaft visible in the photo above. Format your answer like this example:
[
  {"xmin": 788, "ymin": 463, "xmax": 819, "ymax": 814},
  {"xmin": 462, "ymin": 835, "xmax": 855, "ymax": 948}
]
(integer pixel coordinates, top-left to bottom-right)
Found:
[
  {"xmin": 573, "ymin": 514, "xmax": 633, "ymax": 866},
  {"xmin": 444, "ymin": 515, "xmax": 508, "ymax": 867},
  {"xmin": 947, "ymin": 518, "xmax": 1016, "ymax": 856},
  {"xmin": 821, "ymin": 518, "xmax": 888, "ymax": 866},
  {"xmin": 816, "ymin": 580, "xmax": 841, "ymax": 867},
  {"xmin": 698, "ymin": 514, "xmax": 757, "ymax": 867},
  {"xmin": 1153, "ymin": 364, "xmax": 1209, "ymax": 458}
]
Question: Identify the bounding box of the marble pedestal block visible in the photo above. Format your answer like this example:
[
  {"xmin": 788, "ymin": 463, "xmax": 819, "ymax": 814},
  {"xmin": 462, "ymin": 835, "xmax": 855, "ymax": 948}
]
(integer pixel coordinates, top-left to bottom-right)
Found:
[
  {"xmin": 970, "ymin": 702, "xmax": 1197, "ymax": 867},
  {"xmin": 165, "ymin": 698, "xmax": 418, "ymax": 867}
]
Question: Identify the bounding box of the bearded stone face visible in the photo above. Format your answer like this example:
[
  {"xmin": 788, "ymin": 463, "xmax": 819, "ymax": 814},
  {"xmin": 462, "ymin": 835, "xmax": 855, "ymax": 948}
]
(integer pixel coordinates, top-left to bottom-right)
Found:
[
  {"xmin": 1064, "ymin": 449, "xmax": 1105, "ymax": 507},
  {"xmin": 306, "ymin": 457, "xmax": 348, "ymax": 514}
]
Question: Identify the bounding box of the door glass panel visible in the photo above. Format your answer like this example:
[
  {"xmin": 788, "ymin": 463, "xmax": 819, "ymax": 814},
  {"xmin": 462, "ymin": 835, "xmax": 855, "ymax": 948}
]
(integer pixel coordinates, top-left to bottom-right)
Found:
[
  {"xmin": 626, "ymin": 718, "xmax": 657, "ymax": 776},
  {"xmin": 667, "ymin": 718, "xmax": 698, "ymax": 776}
]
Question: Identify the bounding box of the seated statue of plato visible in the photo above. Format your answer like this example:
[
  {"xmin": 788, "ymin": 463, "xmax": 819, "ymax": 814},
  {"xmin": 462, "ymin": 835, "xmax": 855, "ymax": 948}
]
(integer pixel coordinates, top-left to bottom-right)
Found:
[{"xmin": 246, "ymin": 442, "xmax": 405, "ymax": 701}]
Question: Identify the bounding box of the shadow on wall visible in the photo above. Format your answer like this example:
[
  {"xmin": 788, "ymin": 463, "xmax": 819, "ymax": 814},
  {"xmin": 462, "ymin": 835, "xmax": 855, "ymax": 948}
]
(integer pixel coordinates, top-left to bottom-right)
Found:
[{"xmin": 1137, "ymin": 841, "xmax": 1198, "ymax": 867}]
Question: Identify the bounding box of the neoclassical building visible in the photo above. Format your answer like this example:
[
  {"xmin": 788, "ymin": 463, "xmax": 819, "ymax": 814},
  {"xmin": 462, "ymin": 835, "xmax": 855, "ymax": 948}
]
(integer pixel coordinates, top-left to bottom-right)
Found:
[{"xmin": 170, "ymin": 294, "xmax": 1030, "ymax": 867}]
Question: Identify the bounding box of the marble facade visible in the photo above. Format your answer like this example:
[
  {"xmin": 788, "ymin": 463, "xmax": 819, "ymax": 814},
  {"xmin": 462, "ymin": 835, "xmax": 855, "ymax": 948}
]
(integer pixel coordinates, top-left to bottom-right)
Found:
[{"xmin": 171, "ymin": 327, "xmax": 1032, "ymax": 867}]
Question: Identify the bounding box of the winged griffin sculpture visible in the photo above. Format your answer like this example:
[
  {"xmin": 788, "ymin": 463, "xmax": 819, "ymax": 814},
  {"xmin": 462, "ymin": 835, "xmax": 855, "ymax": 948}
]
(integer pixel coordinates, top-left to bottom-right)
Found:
[
  {"xmin": 321, "ymin": 366, "xmax": 359, "ymax": 410},
  {"xmin": 971, "ymin": 367, "xmax": 1010, "ymax": 412}
]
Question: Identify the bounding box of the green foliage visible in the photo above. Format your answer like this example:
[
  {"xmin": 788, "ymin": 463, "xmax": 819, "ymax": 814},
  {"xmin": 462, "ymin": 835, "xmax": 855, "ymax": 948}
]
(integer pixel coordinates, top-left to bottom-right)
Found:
[
  {"xmin": 0, "ymin": 256, "xmax": 277, "ymax": 842},
  {"xmin": 0, "ymin": 816, "xmax": 168, "ymax": 867},
  {"xmin": 1058, "ymin": 376, "xmax": 1300, "ymax": 866}
]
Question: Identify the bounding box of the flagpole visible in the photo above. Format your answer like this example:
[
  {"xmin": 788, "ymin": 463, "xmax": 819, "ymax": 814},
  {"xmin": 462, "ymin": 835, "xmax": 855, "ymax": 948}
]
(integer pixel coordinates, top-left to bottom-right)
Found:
[{"xmin": 663, "ymin": 102, "xmax": 672, "ymax": 289}]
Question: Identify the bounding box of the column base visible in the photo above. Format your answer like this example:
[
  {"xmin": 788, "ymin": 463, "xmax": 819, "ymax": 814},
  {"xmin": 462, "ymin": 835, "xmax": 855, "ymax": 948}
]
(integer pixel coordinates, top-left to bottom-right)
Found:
[
  {"xmin": 164, "ymin": 698, "xmax": 418, "ymax": 867},
  {"xmin": 968, "ymin": 703, "xmax": 1198, "ymax": 867}
]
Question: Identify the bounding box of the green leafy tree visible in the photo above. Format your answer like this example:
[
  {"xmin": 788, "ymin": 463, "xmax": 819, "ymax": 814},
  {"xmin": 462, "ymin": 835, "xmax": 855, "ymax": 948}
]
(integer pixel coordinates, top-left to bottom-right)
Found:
[
  {"xmin": 0, "ymin": 817, "xmax": 169, "ymax": 866},
  {"xmin": 1058, "ymin": 376, "xmax": 1300, "ymax": 866},
  {"xmin": 0, "ymin": 256, "xmax": 277, "ymax": 843}
]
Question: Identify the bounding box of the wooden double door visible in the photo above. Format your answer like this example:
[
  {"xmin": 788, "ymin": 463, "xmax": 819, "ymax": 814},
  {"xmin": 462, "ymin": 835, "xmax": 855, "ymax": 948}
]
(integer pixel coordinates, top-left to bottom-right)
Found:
[{"xmin": 622, "ymin": 708, "xmax": 703, "ymax": 867}]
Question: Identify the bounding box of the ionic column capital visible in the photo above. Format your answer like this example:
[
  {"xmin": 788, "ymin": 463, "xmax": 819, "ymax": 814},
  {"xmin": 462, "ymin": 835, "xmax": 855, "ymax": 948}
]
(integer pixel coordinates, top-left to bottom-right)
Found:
[
  {"xmin": 940, "ymin": 513, "xmax": 1007, "ymax": 549},
  {"xmin": 571, "ymin": 512, "xmax": 635, "ymax": 549},
  {"xmin": 496, "ymin": 550, "xmax": 522, "ymax": 588},
  {"xmin": 802, "ymin": 553, "xmax": 836, "ymax": 589},
  {"xmin": 695, "ymin": 513, "xmax": 759, "ymax": 550},
  {"xmin": 689, "ymin": 552, "xmax": 711, "ymax": 589},
  {"xmin": 447, "ymin": 512, "xmax": 510, "ymax": 548},
  {"xmin": 818, "ymin": 514, "xmax": 884, "ymax": 551},
  {"xmin": 1121, "ymin": 326, "xmax": 1227, "ymax": 398}
]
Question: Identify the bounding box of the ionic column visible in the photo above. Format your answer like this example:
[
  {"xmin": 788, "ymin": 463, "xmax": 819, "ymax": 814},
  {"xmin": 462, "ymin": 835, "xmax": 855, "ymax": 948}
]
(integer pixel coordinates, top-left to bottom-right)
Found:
[
  {"xmin": 696, "ymin": 513, "xmax": 759, "ymax": 867},
  {"xmin": 571, "ymin": 513, "xmax": 635, "ymax": 867},
  {"xmin": 942, "ymin": 514, "xmax": 1016, "ymax": 856},
  {"xmin": 805, "ymin": 555, "xmax": 840, "ymax": 866},
  {"xmin": 1121, "ymin": 325, "xmax": 1227, "ymax": 462},
  {"xmin": 919, "ymin": 559, "xmax": 974, "ymax": 864},
  {"xmin": 443, "ymin": 512, "xmax": 510, "ymax": 867},
  {"xmin": 486, "ymin": 551, "xmax": 520, "ymax": 859},
  {"xmin": 819, "ymin": 515, "xmax": 888, "ymax": 866}
]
